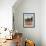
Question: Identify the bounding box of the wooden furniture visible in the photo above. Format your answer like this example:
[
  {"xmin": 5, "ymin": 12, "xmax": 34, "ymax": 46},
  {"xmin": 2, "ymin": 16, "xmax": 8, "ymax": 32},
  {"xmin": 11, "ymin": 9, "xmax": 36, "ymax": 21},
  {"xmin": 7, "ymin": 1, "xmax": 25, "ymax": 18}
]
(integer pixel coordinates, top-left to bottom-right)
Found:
[
  {"xmin": 13, "ymin": 33, "xmax": 22, "ymax": 39},
  {"xmin": 13, "ymin": 33, "xmax": 23, "ymax": 46}
]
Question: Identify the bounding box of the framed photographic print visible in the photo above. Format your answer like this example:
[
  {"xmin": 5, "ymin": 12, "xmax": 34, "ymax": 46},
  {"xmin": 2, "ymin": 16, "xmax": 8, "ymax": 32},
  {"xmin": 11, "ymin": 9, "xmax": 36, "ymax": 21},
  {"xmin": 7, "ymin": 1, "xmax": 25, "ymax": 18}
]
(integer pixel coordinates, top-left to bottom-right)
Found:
[{"xmin": 23, "ymin": 13, "xmax": 35, "ymax": 28}]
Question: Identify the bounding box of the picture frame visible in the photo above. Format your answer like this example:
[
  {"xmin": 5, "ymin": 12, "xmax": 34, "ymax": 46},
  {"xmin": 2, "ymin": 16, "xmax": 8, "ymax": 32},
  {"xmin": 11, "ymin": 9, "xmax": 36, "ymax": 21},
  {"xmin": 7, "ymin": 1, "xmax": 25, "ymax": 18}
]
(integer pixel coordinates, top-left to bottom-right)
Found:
[{"xmin": 23, "ymin": 13, "xmax": 35, "ymax": 28}]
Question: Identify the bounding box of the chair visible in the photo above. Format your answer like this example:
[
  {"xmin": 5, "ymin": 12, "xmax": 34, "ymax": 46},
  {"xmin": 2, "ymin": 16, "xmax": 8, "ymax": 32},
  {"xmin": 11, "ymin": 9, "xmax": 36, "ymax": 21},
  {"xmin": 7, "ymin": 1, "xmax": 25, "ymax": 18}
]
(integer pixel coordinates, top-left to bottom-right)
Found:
[{"xmin": 15, "ymin": 33, "xmax": 23, "ymax": 46}]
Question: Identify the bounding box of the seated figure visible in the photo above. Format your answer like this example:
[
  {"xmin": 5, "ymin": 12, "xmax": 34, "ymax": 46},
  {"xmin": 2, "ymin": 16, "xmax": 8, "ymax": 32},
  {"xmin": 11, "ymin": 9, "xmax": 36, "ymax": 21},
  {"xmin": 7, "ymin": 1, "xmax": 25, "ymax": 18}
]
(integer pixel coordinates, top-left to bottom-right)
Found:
[{"xmin": 25, "ymin": 40, "xmax": 35, "ymax": 46}]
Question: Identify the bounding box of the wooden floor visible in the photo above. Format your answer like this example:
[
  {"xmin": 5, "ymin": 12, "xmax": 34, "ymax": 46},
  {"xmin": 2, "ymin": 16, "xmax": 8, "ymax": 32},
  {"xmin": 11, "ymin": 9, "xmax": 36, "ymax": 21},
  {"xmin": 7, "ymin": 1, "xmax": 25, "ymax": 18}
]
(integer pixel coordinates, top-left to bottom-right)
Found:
[{"xmin": 0, "ymin": 39, "xmax": 16, "ymax": 46}]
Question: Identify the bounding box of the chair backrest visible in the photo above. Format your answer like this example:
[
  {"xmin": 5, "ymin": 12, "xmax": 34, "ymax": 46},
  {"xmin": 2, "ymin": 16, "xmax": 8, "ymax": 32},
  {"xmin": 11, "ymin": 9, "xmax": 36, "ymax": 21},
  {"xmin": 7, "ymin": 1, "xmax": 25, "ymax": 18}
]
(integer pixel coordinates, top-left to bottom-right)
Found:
[{"xmin": 15, "ymin": 33, "xmax": 23, "ymax": 46}]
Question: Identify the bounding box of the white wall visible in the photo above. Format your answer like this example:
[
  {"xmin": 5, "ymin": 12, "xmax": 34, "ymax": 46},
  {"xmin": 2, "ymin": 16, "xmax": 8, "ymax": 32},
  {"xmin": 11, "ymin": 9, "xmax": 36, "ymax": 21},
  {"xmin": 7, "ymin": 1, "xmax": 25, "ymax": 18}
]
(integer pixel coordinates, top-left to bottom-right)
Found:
[
  {"xmin": 0, "ymin": 0, "xmax": 17, "ymax": 30},
  {"xmin": 41, "ymin": 0, "xmax": 46, "ymax": 46},
  {"xmin": 13, "ymin": 0, "xmax": 41, "ymax": 46}
]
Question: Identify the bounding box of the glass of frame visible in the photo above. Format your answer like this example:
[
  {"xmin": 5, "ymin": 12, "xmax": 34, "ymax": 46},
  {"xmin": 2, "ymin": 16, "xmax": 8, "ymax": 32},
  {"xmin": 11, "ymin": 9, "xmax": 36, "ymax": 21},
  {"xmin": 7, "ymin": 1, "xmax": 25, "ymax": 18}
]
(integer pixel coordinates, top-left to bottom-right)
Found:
[{"xmin": 23, "ymin": 13, "xmax": 35, "ymax": 28}]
